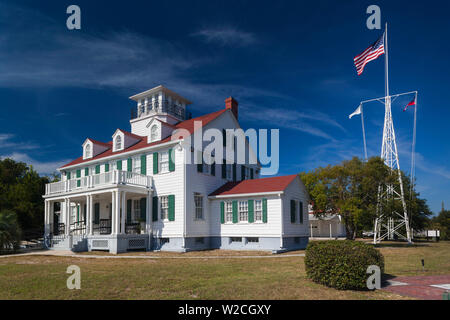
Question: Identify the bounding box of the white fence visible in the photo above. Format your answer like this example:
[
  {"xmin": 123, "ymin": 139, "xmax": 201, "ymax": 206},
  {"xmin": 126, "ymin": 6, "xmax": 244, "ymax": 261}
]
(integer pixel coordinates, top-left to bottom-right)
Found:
[{"xmin": 45, "ymin": 170, "xmax": 151, "ymax": 195}]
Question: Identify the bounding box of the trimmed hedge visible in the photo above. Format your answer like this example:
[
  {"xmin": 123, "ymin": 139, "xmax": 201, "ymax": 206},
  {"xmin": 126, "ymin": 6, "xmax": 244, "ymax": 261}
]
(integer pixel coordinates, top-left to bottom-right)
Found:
[{"xmin": 304, "ymin": 240, "xmax": 384, "ymax": 290}]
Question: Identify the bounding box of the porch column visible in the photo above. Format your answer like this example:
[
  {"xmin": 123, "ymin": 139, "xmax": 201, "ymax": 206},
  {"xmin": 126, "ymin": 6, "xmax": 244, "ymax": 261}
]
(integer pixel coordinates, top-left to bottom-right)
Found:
[
  {"xmin": 115, "ymin": 190, "xmax": 120, "ymax": 234},
  {"xmin": 65, "ymin": 198, "xmax": 70, "ymax": 235},
  {"xmin": 85, "ymin": 195, "xmax": 91, "ymax": 236},
  {"xmin": 111, "ymin": 191, "xmax": 116, "ymax": 234},
  {"xmin": 88, "ymin": 195, "xmax": 94, "ymax": 235},
  {"xmin": 44, "ymin": 200, "xmax": 49, "ymax": 235},
  {"xmin": 146, "ymin": 192, "xmax": 151, "ymax": 234},
  {"xmin": 120, "ymin": 191, "xmax": 126, "ymax": 234},
  {"xmin": 329, "ymin": 223, "xmax": 332, "ymax": 239}
]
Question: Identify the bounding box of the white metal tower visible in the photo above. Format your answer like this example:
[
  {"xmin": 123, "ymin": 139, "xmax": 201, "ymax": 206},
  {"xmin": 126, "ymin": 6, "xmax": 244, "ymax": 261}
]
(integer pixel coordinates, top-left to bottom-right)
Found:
[{"xmin": 372, "ymin": 23, "xmax": 412, "ymax": 244}]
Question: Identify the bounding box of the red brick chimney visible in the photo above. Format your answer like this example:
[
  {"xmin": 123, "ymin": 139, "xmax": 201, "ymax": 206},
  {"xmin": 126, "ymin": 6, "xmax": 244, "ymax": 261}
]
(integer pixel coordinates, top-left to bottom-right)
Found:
[{"xmin": 225, "ymin": 97, "xmax": 238, "ymax": 119}]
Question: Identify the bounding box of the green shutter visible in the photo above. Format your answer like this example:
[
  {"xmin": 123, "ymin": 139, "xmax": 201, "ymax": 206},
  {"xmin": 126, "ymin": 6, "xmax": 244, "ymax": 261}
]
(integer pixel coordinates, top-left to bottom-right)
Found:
[
  {"xmin": 248, "ymin": 199, "xmax": 254, "ymax": 223},
  {"xmin": 77, "ymin": 205, "xmax": 80, "ymax": 222},
  {"xmin": 117, "ymin": 160, "xmax": 122, "ymax": 170},
  {"xmin": 250, "ymin": 168, "xmax": 254, "ymax": 179},
  {"xmin": 211, "ymin": 161, "xmax": 215, "ymax": 176},
  {"xmin": 94, "ymin": 203, "xmax": 100, "ymax": 224},
  {"xmin": 105, "ymin": 163, "xmax": 109, "ymax": 172},
  {"xmin": 220, "ymin": 202, "xmax": 225, "ymax": 224},
  {"xmin": 153, "ymin": 153, "xmax": 158, "ymax": 174},
  {"xmin": 95, "ymin": 165, "xmax": 100, "ymax": 174},
  {"xmin": 169, "ymin": 148, "xmax": 175, "ymax": 172},
  {"xmin": 152, "ymin": 196, "xmax": 158, "ymax": 221},
  {"xmin": 141, "ymin": 154, "xmax": 147, "ymax": 175},
  {"xmin": 222, "ymin": 129, "xmax": 226, "ymax": 147},
  {"xmin": 168, "ymin": 195, "xmax": 175, "ymax": 221},
  {"xmin": 85, "ymin": 168, "xmax": 89, "ymax": 176},
  {"xmin": 299, "ymin": 201, "xmax": 304, "ymax": 224},
  {"xmin": 83, "ymin": 204, "xmax": 86, "ymax": 222},
  {"xmin": 127, "ymin": 158, "xmax": 132, "ymax": 172},
  {"xmin": 290, "ymin": 200, "xmax": 296, "ymax": 223},
  {"xmin": 262, "ymin": 198, "xmax": 268, "ymax": 223},
  {"xmin": 241, "ymin": 166, "xmax": 245, "ymax": 181},
  {"xmin": 232, "ymin": 200, "xmax": 238, "ymax": 223},
  {"xmin": 76, "ymin": 169, "xmax": 81, "ymax": 178},
  {"xmin": 127, "ymin": 199, "xmax": 132, "ymax": 223},
  {"xmin": 140, "ymin": 198, "xmax": 147, "ymax": 221},
  {"xmin": 233, "ymin": 163, "xmax": 237, "ymax": 181},
  {"xmin": 67, "ymin": 172, "xmax": 71, "ymax": 180}
]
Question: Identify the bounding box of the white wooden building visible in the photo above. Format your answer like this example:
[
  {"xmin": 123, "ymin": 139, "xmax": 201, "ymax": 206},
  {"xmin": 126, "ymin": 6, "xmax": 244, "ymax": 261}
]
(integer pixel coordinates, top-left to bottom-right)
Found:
[
  {"xmin": 308, "ymin": 205, "xmax": 346, "ymax": 239},
  {"xmin": 43, "ymin": 85, "xmax": 310, "ymax": 253}
]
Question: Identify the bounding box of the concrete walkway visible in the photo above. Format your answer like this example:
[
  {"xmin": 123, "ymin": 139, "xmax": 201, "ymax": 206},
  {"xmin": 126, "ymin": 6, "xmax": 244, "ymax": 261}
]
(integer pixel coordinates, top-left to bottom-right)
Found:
[{"xmin": 0, "ymin": 250, "xmax": 305, "ymax": 260}]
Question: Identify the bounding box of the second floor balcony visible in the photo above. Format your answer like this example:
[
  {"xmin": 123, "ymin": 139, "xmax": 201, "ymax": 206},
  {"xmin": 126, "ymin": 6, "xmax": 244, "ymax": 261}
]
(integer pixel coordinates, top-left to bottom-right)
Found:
[{"xmin": 45, "ymin": 170, "xmax": 152, "ymax": 196}]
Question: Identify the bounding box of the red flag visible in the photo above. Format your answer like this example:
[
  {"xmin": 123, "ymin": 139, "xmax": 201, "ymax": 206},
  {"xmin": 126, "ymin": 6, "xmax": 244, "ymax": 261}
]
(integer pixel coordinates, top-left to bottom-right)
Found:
[{"xmin": 403, "ymin": 98, "xmax": 416, "ymax": 112}]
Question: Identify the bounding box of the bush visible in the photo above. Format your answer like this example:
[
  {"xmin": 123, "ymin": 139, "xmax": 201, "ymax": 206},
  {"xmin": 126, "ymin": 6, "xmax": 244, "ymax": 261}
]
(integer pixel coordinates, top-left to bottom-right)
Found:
[
  {"xmin": 304, "ymin": 240, "xmax": 384, "ymax": 290},
  {"xmin": 0, "ymin": 210, "xmax": 22, "ymax": 254}
]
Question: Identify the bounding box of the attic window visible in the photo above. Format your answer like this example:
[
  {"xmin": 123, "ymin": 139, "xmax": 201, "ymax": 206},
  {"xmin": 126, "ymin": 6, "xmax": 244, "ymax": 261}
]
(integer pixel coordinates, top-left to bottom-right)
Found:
[
  {"xmin": 115, "ymin": 135, "xmax": 122, "ymax": 150},
  {"xmin": 85, "ymin": 144, "xmax": 92, "ymax": 158},
  {"xmin": 150, "ymin": 125, "xmax": 159, "ymax": 142}
]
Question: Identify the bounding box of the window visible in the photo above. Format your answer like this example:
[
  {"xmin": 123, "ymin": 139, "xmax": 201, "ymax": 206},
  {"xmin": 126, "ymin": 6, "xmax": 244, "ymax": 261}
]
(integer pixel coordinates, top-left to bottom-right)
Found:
[
  {"xmin": 133, "ymin": 156, "xmax": 141, "ymax": 173},
  {"xmin": 226, "ymin": 164, "xmax": 232, "ymax": 180},
  {"xmin": 244, "ymin": 167, "xmax": 251, "ymax": 180},
  {"xmin": 85, "ymin": 144, "xmax": 91, "ymax": 158},
  {"xmin": 238, "ymin": 201, "xmax": 248, "ymax": 222},
  {"xmin": 255, "ymin": 200, "xmax": 262, "ymax": 222},
  {"xmin": 194, "ymin": 193, "xmax": 203, "ymax": 220},
  {"xmin": 159, "ymin": 151, "xmax": 169, "ymax": 173},
  {"xmin": 115, "ymin": 135, "xmax": 122, "ymax": 150},
  {"xmin": 150, "ymin": 125, "xmax": 159, "ymax": 142},
  {"xmin": 225, "ymin": 201, "xmax": 233, "ymax": 223},
  {"xmin": 133, "ymin": 200, "xmax": 140, "ymax": 221},
  {"xmin": 230, "ymin": 237, "xmax": 242, "ymax": 243},
  {"xmin": 247, "ymin": 237, "xmax": 259, "ymax": 243},
  {"xmin": 160, "ymin": 196, "xmax": 169, "ymax": 220}
]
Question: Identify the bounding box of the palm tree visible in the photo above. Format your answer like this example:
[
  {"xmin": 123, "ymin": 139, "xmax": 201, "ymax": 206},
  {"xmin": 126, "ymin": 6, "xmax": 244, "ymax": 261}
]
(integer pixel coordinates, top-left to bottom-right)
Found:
[{"xmin": 0, "ymin": 210, "xmax": 22, "ymax": 253}]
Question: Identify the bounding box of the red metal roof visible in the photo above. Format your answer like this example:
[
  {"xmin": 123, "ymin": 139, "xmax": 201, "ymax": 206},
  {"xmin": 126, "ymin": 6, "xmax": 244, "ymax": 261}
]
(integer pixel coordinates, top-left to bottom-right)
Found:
[
  {"xmin": 209, "ymin": 174, "xmax": 299, "ymax": 196},
  {"xmin": 60, "ymin": 108, "xmax": 227, "ymax": 169},
  {"xmin": 87, "ymin": 139, "xmax": 112, "ymax": 148}
]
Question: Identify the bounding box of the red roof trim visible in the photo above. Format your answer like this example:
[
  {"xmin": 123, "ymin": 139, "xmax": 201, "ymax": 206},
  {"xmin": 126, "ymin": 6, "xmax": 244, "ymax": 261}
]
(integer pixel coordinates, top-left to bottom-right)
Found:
[
  {"xmin": 60, "ymin": 108, "xmax": 227, "ymax": 169},
  {"xmin": 209, "ymin": 174, "xmax": 298, "ymax": 196}
]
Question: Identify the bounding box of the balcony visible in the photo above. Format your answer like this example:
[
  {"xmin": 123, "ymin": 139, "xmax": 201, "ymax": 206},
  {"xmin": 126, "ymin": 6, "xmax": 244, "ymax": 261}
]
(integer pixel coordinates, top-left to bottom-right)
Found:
[
  {"xmin": 130, "ymin": 99, "xmax": 192, "ymax": 121},
  {"xmin": 45, "ymin": 170, "xmax": 152, "ymax": 196}
]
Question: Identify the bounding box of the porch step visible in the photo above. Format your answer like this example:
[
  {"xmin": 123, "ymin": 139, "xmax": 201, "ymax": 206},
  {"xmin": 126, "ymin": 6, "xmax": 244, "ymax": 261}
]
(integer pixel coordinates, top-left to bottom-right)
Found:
[{"xmin": 49, "ymin": 236, "xmax": 87, "ymax": 252}]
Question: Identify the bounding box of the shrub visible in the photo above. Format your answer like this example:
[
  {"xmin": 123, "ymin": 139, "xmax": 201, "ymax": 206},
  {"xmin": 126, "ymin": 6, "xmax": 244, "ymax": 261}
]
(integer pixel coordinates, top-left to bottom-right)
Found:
[
  {"xmin": 0, "ymin": 210, "xmax": 22, "ymax": 254},
  {"xmin": 304, "ymin": 240, "xmax": 384, "ymax": 290}
]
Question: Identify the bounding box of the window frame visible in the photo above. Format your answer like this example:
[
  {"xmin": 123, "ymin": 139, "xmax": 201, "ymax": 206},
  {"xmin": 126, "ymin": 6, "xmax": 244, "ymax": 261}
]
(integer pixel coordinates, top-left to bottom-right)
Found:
[
  {"xmin": 115, "ymin": 135, "xmax": 122, "ymax": 151},
  {"xmin": 254, "ymin": 199, "xmax": 263, "ymax": 222},
  {"xmin": 225, "ymin": 201, "xmax": 233, "ymax": 223},
  {"xmin": 160, "ymin": 196, "xmax": 169, "ymax": 221},
  {"xmin": 238, "ymin": 200, "xmax": 248, "ymax": 222},
  {"xmin": 159, "ymin": 151, "xmax": 169, "ymax": 173},
  {"xmin": 194, "ymin": 193, "xmax": 204, "ymax": 220}
]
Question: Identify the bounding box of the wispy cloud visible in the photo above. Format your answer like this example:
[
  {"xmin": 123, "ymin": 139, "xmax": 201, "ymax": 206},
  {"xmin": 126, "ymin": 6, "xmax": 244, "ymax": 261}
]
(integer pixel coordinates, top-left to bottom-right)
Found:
[
  {"xmin": 0, "ymin": 152, "xmax": 70, "ymax": 175},
  {"xmin": 243, "ymin": 106, "xmax": 346, "ymax": 140},
  {"xmin": 191, "ymin": 27, "xmax": 257, "ymax": 47},
  {"xmin": 0, "ymin": 133, "xmax": 40, "ymax": 150}
]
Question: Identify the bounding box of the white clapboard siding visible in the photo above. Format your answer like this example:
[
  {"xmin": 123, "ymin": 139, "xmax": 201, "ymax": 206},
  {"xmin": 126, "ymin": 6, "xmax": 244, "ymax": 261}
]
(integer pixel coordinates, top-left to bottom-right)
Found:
[
  {"xmin": 209, "ymin": 196, "xmax": 282, "ymax": 237},
  {"xmin": 281, "ymin": 177, "xmax": 310, "ymax": 236}
]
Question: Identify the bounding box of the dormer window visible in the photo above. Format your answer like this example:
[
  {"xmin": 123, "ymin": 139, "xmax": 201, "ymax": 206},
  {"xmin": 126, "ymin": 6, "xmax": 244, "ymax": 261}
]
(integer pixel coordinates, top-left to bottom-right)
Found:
[
  {"xmin": 115, "ymin": 135, "xmax": 122, "ymax": 150},
  {"xmin": 85, "ymin": 144, "xmax": 92, "ymax": 158},
  {"xmin": 150, "ymin": 125, "xmax": 159, "ymax": 142}
]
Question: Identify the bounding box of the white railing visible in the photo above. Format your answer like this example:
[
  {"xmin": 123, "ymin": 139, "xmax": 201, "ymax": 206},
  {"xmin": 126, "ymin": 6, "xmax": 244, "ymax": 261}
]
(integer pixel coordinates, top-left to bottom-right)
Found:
[{"xmin": 45, "ymin": 170, "xmax": 152, "ymax": 195}]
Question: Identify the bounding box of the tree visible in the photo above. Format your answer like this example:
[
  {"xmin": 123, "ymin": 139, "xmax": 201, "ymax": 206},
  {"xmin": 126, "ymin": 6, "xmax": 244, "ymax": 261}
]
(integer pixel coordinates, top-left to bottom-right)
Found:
[
  {"xmin": 300, "ymin": 156, "xmax": 431, "ymax": 240},
  {"xmin": 431, "ymin": 209, "xmax": 450, "ymax": 240},
  {"xmin": 0, "ymin": 159, "xmax": 49, "ymax": 235},
  {"xmin": 0, "ymin": 210, "xmax": 22, "ymax": 253}
]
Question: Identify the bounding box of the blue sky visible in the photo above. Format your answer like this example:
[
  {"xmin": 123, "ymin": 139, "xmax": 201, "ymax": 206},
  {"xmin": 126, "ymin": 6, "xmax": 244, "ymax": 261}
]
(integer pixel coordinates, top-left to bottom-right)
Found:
[{"xmin": 1, "ymin": 0, "xmax": 449, "ymax": 214}]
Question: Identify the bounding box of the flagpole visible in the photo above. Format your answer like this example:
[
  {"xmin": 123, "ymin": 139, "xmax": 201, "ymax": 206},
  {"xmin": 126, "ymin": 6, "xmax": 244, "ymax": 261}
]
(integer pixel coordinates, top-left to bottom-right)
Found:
[
  {"xmin": 385, "ymin": 22, "xmax": 389, "ymax": 98},
  {"xmin": 361, "ymin": 105, "xmax": 368, "ymax": 161}
]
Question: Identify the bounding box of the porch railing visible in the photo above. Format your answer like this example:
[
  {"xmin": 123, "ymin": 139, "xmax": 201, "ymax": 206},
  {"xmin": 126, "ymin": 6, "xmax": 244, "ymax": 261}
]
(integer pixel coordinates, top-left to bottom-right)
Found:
[
  {"xmin": 45, "ymin": 170, "xmax": 152, "ymax": 195},
  {"xmin": 93, "ymin": 219, "xmax": 112, "ymax": 235}
]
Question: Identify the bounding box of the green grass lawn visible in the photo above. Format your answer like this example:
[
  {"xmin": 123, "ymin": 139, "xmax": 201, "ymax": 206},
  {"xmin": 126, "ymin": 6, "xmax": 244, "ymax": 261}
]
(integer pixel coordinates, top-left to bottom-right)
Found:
[{"xmin": 0, "ymin": 240, "xmax": 448, "ymax": 300}]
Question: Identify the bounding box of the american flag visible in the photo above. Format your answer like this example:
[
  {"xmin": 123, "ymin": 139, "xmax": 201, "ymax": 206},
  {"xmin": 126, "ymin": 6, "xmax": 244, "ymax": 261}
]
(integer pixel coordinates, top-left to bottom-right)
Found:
[{"xmin": 354, "ymin": 32, "xmax": 385, "ymax": 76}]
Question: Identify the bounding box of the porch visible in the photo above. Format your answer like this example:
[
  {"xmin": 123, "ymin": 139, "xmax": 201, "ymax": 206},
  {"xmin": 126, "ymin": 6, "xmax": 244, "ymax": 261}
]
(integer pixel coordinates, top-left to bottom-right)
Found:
[{"xmin": 43, "ymin": 172, "xmax": 153, "ymax": 253}]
